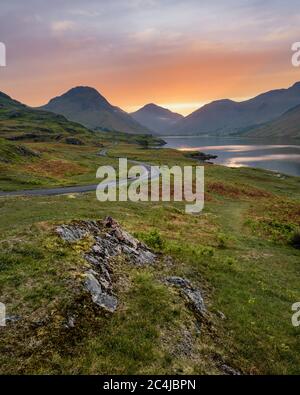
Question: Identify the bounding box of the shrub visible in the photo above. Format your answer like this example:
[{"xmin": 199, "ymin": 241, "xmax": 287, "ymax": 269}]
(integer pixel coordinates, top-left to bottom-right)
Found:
[
  {"xmin": 199, "ymin": 246, "xmax": 214, "ymax": 257},
  {"xmin": 137, "ymin": 230, "xmax": 165, "ymax": 251},
  {"xmin": 224, "ymin": 257, "xmax": 237, "ymax": 266},
  {"xmin": 289, "ymin": 231, "xmax": 300, "ymax": 249},
  {"xmin": 217, "ymin": 233, "xmax": 229, "ymax": 249}
]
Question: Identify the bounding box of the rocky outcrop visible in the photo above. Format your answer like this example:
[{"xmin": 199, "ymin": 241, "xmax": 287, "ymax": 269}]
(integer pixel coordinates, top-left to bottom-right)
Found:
[
  {"xmin": 64, "ymin": 137, "xmax": 84, "ymax": 145},
  {"xmin": 186, "ymin": 151, "xmax": 217, "ymax": 162},
  {"xmin": 84, "ymin": 270, "xmax": 118, "ymax": 313},
  {"xmin": 165, "ymin": 276, "xmax": 206, "ymax": 317},
  {"xmin": 56, "ymin": 217, "xmax": 156, "ymax": 313}
]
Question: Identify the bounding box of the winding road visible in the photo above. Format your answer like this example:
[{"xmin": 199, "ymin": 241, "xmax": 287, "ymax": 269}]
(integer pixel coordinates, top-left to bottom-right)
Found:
[{"xmin": 0, "ymin": 149, "xmax": 160, "ymax": 198}]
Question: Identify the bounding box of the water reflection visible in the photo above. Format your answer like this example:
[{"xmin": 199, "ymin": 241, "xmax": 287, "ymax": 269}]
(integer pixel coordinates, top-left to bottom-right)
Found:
[
  {"xmin": 164, "ymin": 137, "xmax": 300, "ymax": 176},
  {"xmin": 178, "ymin": 145, "xmax": 300, "ymax": 153}
]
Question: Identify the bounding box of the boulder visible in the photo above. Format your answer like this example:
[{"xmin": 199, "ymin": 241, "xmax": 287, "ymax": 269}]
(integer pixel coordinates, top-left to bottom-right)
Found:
[{"xmin": 56, "ymin": 217, "xmax": 156, "ymax": 313}]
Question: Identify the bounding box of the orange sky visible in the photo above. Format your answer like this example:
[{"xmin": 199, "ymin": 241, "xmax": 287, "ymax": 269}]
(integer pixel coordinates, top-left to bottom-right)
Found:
[{"xmin": 1, "ymin": 1, "xmax": 300, "ymax": 115}]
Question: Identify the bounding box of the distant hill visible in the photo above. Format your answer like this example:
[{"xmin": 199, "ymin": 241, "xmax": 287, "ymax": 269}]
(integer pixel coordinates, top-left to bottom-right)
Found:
[
  {"xmin": 0, "ymin": 91, "xmax": 93, "ymax": 144},
  {"xmin": 243, "ymin": 104, "xmax": 300, "ymax": 139},
  {"xmin": 40, "ymin": 86, "xmax": 150, "ymax": 135},
  {"xmin": 130, "ymin": 103, "xmax": 183, "ymax": 134},
  {"xmin": 170, "ymin": 82, "xmax": 300, "ymax": 136}
]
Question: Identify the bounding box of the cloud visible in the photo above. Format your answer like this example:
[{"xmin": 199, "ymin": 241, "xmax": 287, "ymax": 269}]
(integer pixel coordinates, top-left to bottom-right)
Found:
[
  {"xmin": 1, "ymin": 0, "xmax": 300, "ymax": 113},
  {"xmin": 69, "ymin": 9, "xmax": 101, "ymax": 18},
  {"xmin": 51, "ymin": 20, "xmax": 75, "ymax": 33},
  {"xmin": 133, "ymin": 28, "xmax": 159, "ymax": 43}
]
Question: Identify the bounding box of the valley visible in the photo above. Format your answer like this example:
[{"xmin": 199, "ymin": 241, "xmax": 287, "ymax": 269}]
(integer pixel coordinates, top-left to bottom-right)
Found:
[
  {"xmin": 1, "ymin": 84, "xmax": 300, "ymax": 374},
  {"xmin": 0, "ymin": 134, "xmax": 300, "ymax": 374}
]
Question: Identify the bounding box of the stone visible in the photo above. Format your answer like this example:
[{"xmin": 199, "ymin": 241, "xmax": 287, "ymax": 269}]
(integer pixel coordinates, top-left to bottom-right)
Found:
[
  {"xmin": 5, "ymin": 315, "xmax": 22, "ymax": 324},
  {"xmin": 56, "ymin": 217, "xmax": 156, "ymax": 314},
  {"xmin": 165, "ymin": 276, "xmax": 206, "ymax": 316},
  {"xmin": 166, "ymin": 276, "xmax": 192, "ymax": 288},
  {"xmin": 56, "ymin": 225, "xmax": 87, "ymax": 243},
  {"xmin": 65, "ymin": 315, "xmax": 76, "ymax": 328},
  {"xmin": 221, "ymin": 364, "xmax": 241, "ymax": 375},
  {"xmin": 217, "ymin": 310, "xmax": 226, "ymax": 320},
  {"xmin": 84, "ymin": 272, "xmax": 117, "ymax": 313}
]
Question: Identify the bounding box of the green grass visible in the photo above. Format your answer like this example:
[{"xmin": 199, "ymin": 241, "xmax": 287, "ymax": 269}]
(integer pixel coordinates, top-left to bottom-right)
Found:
[{"xmin": 0, "ymin": 141, "xmax": 300, "ymax": 374}]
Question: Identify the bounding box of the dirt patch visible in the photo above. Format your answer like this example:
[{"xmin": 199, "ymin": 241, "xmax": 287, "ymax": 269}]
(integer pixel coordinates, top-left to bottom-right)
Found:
[
  {"xmin": 24, "ymin": 160, "xmax": 87, "ymax": 178},
  {"xmin": 207, "ymin": 181, "xmax": 271, "ymax": 199}
]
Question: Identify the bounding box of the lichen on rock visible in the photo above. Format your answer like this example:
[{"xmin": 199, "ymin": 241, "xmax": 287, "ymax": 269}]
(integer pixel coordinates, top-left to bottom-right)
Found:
[{"xmin": 56, "ymin": 216, "xmax": 156, "ymax": 313}]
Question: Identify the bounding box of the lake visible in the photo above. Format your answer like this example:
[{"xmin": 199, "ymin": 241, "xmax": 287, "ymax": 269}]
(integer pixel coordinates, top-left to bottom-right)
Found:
[{"xmin": 164, "ymin": 136, "xmax": 300, "ymax": 177}]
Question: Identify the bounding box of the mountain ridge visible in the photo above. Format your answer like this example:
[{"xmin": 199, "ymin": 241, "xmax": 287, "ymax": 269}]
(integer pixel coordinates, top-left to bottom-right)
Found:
[
  {"xmin": 130, "ymin": 103, "xmax": 183, "ymax": 134},
  {"xmin": 169, "ymin": 81, "xmax": 300, "ymax": 137},
  {"xmin": 243, "ymin": 103, "xmax": 300, "ymax": 139},
  {"xmin": 40, "ymin": 86, "xmax": 151, "ymax": 135}
]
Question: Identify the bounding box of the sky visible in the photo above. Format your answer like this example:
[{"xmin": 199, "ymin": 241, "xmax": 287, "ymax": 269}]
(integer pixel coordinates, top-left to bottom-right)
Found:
[{"xmin": 0, "ymin": 0, "xmax": 300, "ymax": 115}]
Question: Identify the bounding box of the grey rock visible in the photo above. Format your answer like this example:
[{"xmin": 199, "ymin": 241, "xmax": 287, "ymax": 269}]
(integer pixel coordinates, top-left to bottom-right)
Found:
[
  {"xmin": 173, "ymin": 329, "xmax": 194, "ymax": 357},
  {"xmin": 184, "ymin": 287, "xmax": 205, "ymax": 316},
  {"xmin": 65, "ymin": 315, "xmax": 76, "ymax": 328},
  {"xmin": 57, "ymin": 217, "xmax": 156, "ymax": 314},
  {"xmin": 165, "ymin": 276, "xmax": 206, "ymax": 316},
  {"xmin": 84, "ymin": 253, "xmax": 101, "ymax": 267},
  {"xmin": 221, "ymin": 364, "xmax": 241, "ymax": 376},
  {"xmin": 93, "ymin": 292, "xmax": 118, "ymax": 313},
  {"xmin": 134, "ymin": 249, "xmax": 156, "ymax": 265},
  {"xmin": 85, "ymin": 272, "xmax": 102, "ymax": 298},
  {"xmin": 166, "ymin": 276, "xmax": 192, "ymax": 288},
  {"xmin": 84, "ymin": 272, "xmax": 117, "ymax": 313},
  {"xmin": 6, "ymin": 315, "xmax": 22, "ymax": 324},
  {"xmin": 56, "ymin": 225, "xmax": 87, "ymax": 243}
]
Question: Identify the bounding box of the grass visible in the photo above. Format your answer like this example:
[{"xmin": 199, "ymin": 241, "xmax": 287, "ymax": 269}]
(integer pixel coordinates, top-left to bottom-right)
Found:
[
  {"xmin": 0, "ymin": 92, "xmax": 165, "ymax": 191},
  {"xmin": 0, "ymin": 140, "xmax": 300, "ymax": 374}
]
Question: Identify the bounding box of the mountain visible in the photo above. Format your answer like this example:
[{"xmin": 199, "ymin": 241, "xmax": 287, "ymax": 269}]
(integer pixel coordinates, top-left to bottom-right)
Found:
[
  {"xmin": 40, "ymin": 86, "xmax": 150, "ymax": 135},
  {"xmin": 0, "ymin": 91, "xmax": 93, "ymax": 144},
  {"xmin": 243, "ymin": 104, "xmax": 300, "ymax": 139},
  {"xmin": 170, "ymin": 82, "xmax": 300, "ymax": 136},
  {"xmin": 130, "ymin": 103, "xmax": 183, "ymax": 134}
]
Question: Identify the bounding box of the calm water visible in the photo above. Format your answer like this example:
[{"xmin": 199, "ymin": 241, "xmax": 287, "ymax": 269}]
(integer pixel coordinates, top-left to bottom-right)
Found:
[{"xmin": 164, "ymin": 136, "xmax": 300, "ymax": 177}]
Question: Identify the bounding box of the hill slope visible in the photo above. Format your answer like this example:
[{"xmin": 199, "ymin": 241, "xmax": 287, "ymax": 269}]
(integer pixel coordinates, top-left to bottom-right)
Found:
[
  {"xmin": 244, "ymin": 104, "xmax": 300, "ymax": 139},
  {"xmin": 0, "ymin": 137, "xmax": 40, "ymax": 163},
  {"xmin": 0, "ymin": 91, "xmax": 93, "ymax": 144},
  {"xmin": 171, "ymin": 82, "xmax": 300, "ymax": 136},
  {"xmin": 131, "ymin": 103, "xmax": 183, "ymax": 134},
  {"xmin": 40, "ymin": 86, "xmax": 150, "ymax": 135}
]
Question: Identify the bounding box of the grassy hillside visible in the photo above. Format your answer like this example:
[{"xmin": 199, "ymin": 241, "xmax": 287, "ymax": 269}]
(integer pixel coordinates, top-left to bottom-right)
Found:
[
  {"xmin": 244, "ymin": 105, "xmax": 300, "ymax": 139},
  {"xmin": 0, "ymin": 92, "xmax": 165, "ymax": 191},
  {"xmin": 0, "ymin": 138, "xmax": 39, "ymax": 163},
  {"xmin": 0, "ymin": 92, "xmax": 114, "ymax": 190},
  {"xmin": 0, "ymin": 142, "xmax": 299, "ymax": 374},
  {"xmin": 0, "ymin": 92, "xmax": 95, "ymax": 143}
]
